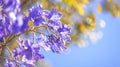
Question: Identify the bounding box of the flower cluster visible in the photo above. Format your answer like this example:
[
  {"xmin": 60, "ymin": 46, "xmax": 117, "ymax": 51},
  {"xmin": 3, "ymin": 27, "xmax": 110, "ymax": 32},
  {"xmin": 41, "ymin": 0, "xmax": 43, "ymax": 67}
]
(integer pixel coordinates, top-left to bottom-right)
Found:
[
  {"xmin": 0, "ymin": 0, "xmax": 25, "ymax": 42},
  {"xmin": 0, "ymin": 0, "xmax": 71, "ymax": 67},
  {"xmin": 9, "ymin": 39, "xmax": 44, "ymax": 67}
]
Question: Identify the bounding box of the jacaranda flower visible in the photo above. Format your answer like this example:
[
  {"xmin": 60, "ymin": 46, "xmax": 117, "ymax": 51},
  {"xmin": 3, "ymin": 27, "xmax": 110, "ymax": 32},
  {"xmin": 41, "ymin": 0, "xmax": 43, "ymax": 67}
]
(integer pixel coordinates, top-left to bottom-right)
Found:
[{"xmin": 0, "ymin": 0, "xmax": 71, "ymax": 67}]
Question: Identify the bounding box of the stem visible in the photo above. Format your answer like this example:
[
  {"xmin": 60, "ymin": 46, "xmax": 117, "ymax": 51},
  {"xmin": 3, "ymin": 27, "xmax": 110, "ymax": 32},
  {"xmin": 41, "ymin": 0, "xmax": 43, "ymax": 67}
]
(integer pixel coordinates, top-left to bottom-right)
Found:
[
  {"xmin": 46, "ymin": 25, "xmax": 58, "ymax": 38},
  {"xmin": 0, "ymin": 48, "xmax": 2, "ymax": 56},
  {"xmin": 0, "ymin": 55, "xmax": 8, "ymax": 60},
  {"xmin": 5, "ymin": 46, "xmax": 13, "ymax": 59},
  {"xmin": 33, "ymin": 32, "xmax": 35, "ymax": 44}
]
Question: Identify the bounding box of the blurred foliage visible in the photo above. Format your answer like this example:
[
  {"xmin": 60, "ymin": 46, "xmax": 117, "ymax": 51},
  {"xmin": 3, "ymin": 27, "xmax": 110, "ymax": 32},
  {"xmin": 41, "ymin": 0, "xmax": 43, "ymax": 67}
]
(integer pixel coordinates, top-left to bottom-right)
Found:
[
  {"xmin": 38, "ymin": 0, "xmax": 119, "ymax": 47},
  {"xmin": 40, "ymin": 0, "xmax": 102, "ymax": 47},
  {"xmin": 102, "ymin": 0, "xmax": 120, "ymax": 17}
]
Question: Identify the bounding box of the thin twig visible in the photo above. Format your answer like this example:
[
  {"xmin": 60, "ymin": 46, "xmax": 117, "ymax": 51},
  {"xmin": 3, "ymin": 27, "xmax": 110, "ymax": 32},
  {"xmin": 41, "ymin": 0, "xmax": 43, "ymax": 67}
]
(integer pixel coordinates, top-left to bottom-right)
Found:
[{"xmin": 5, "ymin": 46, "xmax": 13, "ymax": 59}]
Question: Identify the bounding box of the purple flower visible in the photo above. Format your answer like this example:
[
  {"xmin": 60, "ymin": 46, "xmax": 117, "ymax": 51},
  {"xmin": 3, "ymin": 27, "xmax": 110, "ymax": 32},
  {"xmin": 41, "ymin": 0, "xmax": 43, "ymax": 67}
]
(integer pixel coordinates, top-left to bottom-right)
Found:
[
  {"xmin": 1, "ymin": 1, "xmax": 71, "ymax": 66},
  {"xmin": 3, "ymin": 0, "xmax": 21, "ymax": 13},
  {"xmin": 13, "ymin": 39, "xmax": 44, "ymax": 66},
  {"xmin": 4, "ymin": 59, "xmax": 18, "ymax": 67},
  {"xmin": 26, "ymin": 5, "xmax": 46, "ymax": 26},
  {"xmin": 28, "ymin": 5, "xmax": 42, "ymax": 19},
  {"xmin": 57, "ymin": 24, "xmax": 71, "ymax": 42},
  {"xmin": 47, "ymin": 34, "xmax": 65, "ymax": 53},
  {"xmin": 0, "ymin": 0, "xmax": 26, "ymax": 36},
  {"xmin": 44, "ymin": 8, "xmax": 62, "ymax": 20}
]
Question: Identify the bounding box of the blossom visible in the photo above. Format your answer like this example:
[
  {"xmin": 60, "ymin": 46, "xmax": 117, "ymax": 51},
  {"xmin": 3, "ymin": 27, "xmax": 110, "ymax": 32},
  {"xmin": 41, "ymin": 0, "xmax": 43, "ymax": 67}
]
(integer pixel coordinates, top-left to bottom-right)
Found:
[
  {"xmin": 3, "ymin": 0, "xmax": 21, "ymax": 13},
  {"xmin": 27, "ymin": 5, "xmax": 46, "ymax": 26},
  {"xmin": 4, "ymin": 59, "xmax": 17, "ymax": 67},
  {"xmin": 0, "ymin": 0, "xmax": 71, "ymax": 67},
  {"xmin": 13, "ymin": 39, "xmax": 44, "ymax": 66}
]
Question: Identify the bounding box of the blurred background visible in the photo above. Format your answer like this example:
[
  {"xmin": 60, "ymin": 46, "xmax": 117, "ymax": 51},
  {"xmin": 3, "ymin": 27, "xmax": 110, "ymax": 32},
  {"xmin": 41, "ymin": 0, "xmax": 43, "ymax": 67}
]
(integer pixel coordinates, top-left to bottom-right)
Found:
[{"xmin": 1, "ymin": 0, "xmax": 120, "ymax": 67}]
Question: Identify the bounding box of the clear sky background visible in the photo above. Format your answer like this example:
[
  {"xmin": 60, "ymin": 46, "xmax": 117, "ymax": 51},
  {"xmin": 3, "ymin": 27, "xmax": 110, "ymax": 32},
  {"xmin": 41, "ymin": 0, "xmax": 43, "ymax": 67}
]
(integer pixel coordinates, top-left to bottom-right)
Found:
[{"xmin": 42, "ymin": 0, "xmax": 120, "ymax": 67}]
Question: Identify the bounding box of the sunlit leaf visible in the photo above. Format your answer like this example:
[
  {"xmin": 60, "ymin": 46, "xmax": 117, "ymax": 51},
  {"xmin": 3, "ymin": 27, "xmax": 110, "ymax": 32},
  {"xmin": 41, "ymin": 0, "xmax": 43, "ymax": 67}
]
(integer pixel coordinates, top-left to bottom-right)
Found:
[
  {"xmin": 62, "ymin": 0, "xmax": 74, "ymax": 6},
  {"xmin": 62, "ymin": 0, "xmax": 85, "ymax": 16},
  {"xmin": 88, "ymin": 24, "xmax": 96, "ymax": 31},
  {"xmin": 76, "ymin": 0, "xmax": 89, "ymax": 4},
  {"xmin": 97, "ymin": 4, "xmax": 102, "ymax": 13},
  {"xmin": 73, "ymin": 1, "xmax": 85, "ymax": 16},
  {"xmin": 28, "ymin": 20, "xmax": 34, "ymax": 27},
  {"xmin": 40, "ymin": 0, "xmax": 45, "ymax": 2},
  {"xmin": 78, "ymin": 22, "xmax": 85, "ymax": 32},
  {"xmin": 87, "ymin": 14, "xmax": 96, "ymax": 23},
  {"xmin": 118, "ymin": 9, "xmax": 120, "ymax": 18},
  {"xmin": 9, "ymin": 40, "xmax": 18, "ymax": 50},
  {"xmin": 111, "ymin": 8, "xmax": 117, "ymax": 16},
  {"xmin": 107, "ymin": 0, "xmax": 113, "ymax": 3},
  {"xmin": 77, "ymin": 6, "xmax": 85, "ymax": 16},
  {"xmin": 82, "ymin": 0, "xmax": 89, "ymax": 4},
  {"xmin": 24, "ymin": 11, "xmax": 29, "ymax": 17}
]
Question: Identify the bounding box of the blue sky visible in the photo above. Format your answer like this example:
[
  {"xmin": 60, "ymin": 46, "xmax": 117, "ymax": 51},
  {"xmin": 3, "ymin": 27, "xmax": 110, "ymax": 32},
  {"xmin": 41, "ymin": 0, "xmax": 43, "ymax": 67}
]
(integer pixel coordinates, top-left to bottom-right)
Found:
[{"xmin": 42, "ymin": 0, "xmax": 120, "ymax": 67}]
